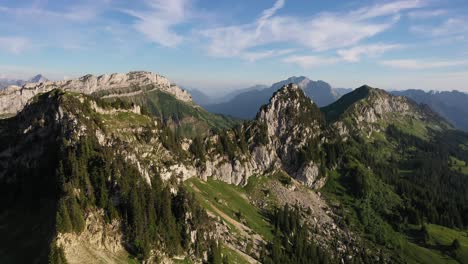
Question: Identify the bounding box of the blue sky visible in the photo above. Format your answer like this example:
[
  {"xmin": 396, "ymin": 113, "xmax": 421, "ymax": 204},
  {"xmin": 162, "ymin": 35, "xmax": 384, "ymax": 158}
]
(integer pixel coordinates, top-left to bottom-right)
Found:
[{"xmin": 0, "ymin": 0, "xmax": 467, "ymax": 94}]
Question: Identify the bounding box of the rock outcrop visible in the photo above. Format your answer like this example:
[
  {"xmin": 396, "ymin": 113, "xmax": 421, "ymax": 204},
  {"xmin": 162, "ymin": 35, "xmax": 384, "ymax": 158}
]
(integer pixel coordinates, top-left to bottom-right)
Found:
[{"xmin": 56, "ymin": 210, "xmax": 126, "ymax": 264}]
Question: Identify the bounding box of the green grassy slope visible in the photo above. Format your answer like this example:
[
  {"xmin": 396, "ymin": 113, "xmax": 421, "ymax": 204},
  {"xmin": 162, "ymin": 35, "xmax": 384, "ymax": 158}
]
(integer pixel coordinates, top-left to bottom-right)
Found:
[
  {"xmin": 102, "ymin": 89, "xmax": 240, "ymax": 138},
  {"xmin": 185, "ymin": 178, "xmax": 273, "ymax": 241}
]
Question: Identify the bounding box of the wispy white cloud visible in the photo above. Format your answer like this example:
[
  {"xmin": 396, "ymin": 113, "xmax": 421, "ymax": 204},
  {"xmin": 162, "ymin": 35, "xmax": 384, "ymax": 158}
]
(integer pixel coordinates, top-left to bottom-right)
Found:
[
  {"xmin": 0, "ymin": 0, "xmax": 109, "ymax": 23},
  {"xmin": 349, "ymin": 0, "xmax": 425, "ymax": 20},
  {"xmin": 199, "ymin": 0, "xmax": 423, "ymax": 60},
  {"xmin": 380, "ymin": 59, "xmax": 468, "ymax": 69},
  {"xmin": 0, "ymin": 36, "xmax": 29, "ymax": 54},
  {"xmin": 242, "ymin": 49, "xmax": 295, "ymax": 62},
  {"xmin": 411, "ymin": 18, "xmax": 468, "ymax": 37},
  {"xmin": 0, "ymin": 0, "xmax": 111, "ymax": 52},
  {"xmin": 407, "ymin": 9, "xmax": 447, "ymax": 19},
  {"xmin": 337, "ymin": 44, "xmax": 402, "ymax": 62},
  {"xmin": 123, "ymin": 0, "xmax": 192, "ymax": 47},
  {"xmin": 282, "ymin": 55, "xmax": 339, "ymax": 68}
]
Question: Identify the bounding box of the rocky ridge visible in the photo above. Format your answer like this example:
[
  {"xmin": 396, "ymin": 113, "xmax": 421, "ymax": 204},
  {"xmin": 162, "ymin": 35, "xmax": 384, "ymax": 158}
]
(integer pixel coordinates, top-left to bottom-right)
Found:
[
  {"xmin": 324, "ymin": 85, "xmax": 450, "ymax": 138},
  {"xmin": 0, "ymin": 71, "xmax": 192, "ymax": 115}
]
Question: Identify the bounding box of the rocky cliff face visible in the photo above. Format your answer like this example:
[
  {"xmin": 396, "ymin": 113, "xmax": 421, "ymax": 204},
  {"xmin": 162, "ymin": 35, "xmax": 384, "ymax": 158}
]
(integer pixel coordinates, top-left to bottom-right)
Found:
[
  {"xmin": 0, "ymin": 71, "xmax": 192, "ymax": 115},
  {"xmin": 256, "ymin": 84, "xmax": 325, "ymax": 187},
  {"xmin": 185, "ymin": 84, "xmax": 327, "ymax": 189},
  {"xmin": 56, "ymin": 210, "xmax": 126, "ymax": 264}
]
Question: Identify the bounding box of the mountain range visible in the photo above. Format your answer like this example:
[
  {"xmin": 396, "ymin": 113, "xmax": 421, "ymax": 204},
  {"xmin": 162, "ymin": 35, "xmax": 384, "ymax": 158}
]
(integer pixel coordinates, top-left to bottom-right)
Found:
[
  {"xmin": 0, "ymin": 71, "xmax": 467, "ymax": 264},
  {"xmin": 391, "ymin": 89, "xmax": 468, "ymax": 131},
  {"xmin": 195, "ymin": 78, "xmax": 468, "ymax": 133},
  {"xmin": 203, "ymin": 76, "xmax": 342, "ymax": 119}
]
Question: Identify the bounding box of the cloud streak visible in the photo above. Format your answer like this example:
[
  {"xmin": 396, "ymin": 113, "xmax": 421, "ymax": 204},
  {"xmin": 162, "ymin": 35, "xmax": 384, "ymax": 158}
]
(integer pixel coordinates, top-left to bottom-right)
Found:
[
  {"xmin": 282, "ymin": 55, "xmax": 339, "ymax": 68},
  {"xmin": 381, "ymin": 59, "xmax": 468, "ymax": 69},
  {"xmin": 411, "ymin": 18, "xmax": 468, "ymax": 37},
  {"xmin": 123, "ymin": 0, "xmax": 192, "ymax": 47},
  {"xmin": 0, "ymin": 36, "xmax": 29, "ymax": 54},
  {"xmin": 407, "ymin": 9, "xmax": 447, "ymax": 19},
  {"xmin": 0, "ymin": 0, "xmax": 110, "ymax": 23},
  {"xmin": 338, "ymin": 44, "xmax": 402, "ymax": 62},
  {"xmin": 199, "ymin": 0, "xmax": 423, "ymax": 60}
]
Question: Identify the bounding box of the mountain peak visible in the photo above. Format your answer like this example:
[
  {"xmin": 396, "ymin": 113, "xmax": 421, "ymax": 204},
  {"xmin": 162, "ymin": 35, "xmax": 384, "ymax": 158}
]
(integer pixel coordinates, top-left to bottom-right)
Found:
[
  {"xmin": 28, "ymin": 74, "xmax": 49, "ymax": 83},
  {"xmin": 323, "ymin": 84, "xmax": 451, "ymax": 138},
  {"xmin": 256, "ymin": 83, "xmax": 323, "ymax": 131},
  {"xmin": 357, "ymin": 84, "xmax": 373, "ymax": 90},
  {"xmin": 275, "ymin": 82, "xmax": 302, "ymax": 94},
  {"xmin": 322, "ymin": 84, "xmax": 411, "ymax": 123}
]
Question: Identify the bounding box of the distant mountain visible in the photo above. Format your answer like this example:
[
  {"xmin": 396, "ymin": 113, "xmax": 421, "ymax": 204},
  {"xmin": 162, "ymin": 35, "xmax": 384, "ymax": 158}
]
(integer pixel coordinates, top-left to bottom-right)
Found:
[
  {"xmin": 203, "ymin": 76, "xmax": 339, "ymax": 119},
  {"xmin": 0, "ymin": 74, "xmax": 49, "ymax": 89},
  {"xmin": 0, "ymin": 78, "xmax": 25, "ymax": 89},
  {"xmin": 28, "ymin": 74, "xmax": 49, "ymax": 83},
  {"xmin": 219, "ymin": 84, "xmax": 269, "ymax": 103},
  {"xmin": 186, "ymin": 88, "xmax": 214, "ymax": 105},
  {"xmin": 391, "ymin": 89, "xmax": 468, "ymax": 131}
]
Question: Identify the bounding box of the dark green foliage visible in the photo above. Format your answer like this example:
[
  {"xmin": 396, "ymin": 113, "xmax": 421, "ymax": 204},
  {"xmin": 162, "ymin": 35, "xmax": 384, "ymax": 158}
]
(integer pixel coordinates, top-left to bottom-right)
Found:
[
  {"xmin": 323, "ymin": 139, "xmax": 403, "ymax": 246},
  {"xmin": 160, "ymin": 125, "xmax": 185, "ymax": 157},
  {"xmin": 55, "ymin": 197, "xmax": 85, "ymax": 234},
  {"xmin": 386, "ymin": 126, "xmax": 468, "ymax": 228},
  {"xmin": 261, "ymin": 204, "xmax": 333, "ymax": 264},
  {"xmin": 218, "ymin": 131, "xmax": 238, "ymax": 159},
  {"xmin": 297, "ymin": 137, "xmax": 322, "ymax": 166},
  {"xmin": 56, "ymin": 199, "xmax": 73, "ymax": 233},
  {"xmin": 345, "ymin": 160, "xmax": 373, "ymax": 198},
  {"xmin": 322, "ymin": 142, "xmax": 343, "ymax": 168},
  {"xmin": 323, "ymin": 122, "xmax": 468, "ymax": 262},
  {"xmin": 94, "ymin": 96, "xmax": 134, "ymax": 110}
]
